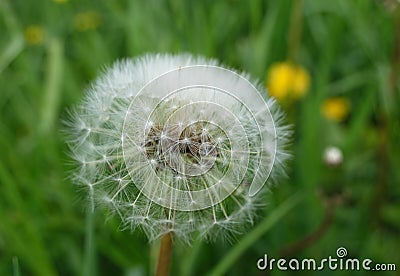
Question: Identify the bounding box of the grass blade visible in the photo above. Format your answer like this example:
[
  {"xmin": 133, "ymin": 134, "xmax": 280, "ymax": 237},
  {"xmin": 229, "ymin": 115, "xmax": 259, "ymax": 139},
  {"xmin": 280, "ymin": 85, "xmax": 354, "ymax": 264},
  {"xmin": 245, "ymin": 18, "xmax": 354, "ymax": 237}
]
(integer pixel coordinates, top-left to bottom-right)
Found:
[{"xmin": 208, "ymin": 192, "xmax": 303, "ymax": 276}]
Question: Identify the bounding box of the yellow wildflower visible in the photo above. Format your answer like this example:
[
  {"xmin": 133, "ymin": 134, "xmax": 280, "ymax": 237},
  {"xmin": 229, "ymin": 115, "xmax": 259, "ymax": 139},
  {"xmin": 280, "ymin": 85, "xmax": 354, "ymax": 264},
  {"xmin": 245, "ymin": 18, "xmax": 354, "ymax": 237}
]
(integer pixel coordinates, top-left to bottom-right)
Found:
[
  {"xmin": 321, "ymin": 97, "xmax": 350, "ymax": 122},
  {"xmin": 74, "ymin": 11, "xmax": 100, "ymax": 32},
  {"xmin": 24, "ymin": 25, "xmax": 44, "ymax": 45},
  {"xmin": 266, "ymin": 62, "xmax": 310, "ymax": 101}
]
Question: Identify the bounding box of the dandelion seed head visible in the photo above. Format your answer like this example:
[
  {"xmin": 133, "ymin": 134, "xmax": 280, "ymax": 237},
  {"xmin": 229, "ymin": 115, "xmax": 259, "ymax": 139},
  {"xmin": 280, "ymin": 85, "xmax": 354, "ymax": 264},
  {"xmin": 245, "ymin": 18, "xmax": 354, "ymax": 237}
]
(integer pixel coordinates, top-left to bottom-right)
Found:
[
  {"xmin": 323, "ymin": 146, "xmax": 343, "ymax": 166},
  {"xmin": 65, "ymin": 53, "xmax": 291, "ymax": 243}
]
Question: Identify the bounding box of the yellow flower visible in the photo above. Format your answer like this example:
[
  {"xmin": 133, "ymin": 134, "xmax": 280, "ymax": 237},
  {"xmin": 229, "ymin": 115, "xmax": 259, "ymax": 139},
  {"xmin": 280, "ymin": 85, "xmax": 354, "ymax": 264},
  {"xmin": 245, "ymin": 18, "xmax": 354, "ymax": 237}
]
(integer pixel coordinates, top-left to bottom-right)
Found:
[
  {"xmin": 74, "ymin": 11, "xmax": 101, "ymax": 32},
  {"xmin": 266, "ymin": 62, "xmax": 310, "ymax": 101},
  {"xmin": 24, "ymin": 25, "xmax": 45, "ymax": 45},
  {"xmin": 321, "ymin": 97, "xmax": 350, "ymax": 122},
  {"xmin": 53, "ymin": 0, "xmax": 68, "ymax": 3},
  {"xmin": 292, "ymin": 66, "xmax": 310, "ymax": 98}
]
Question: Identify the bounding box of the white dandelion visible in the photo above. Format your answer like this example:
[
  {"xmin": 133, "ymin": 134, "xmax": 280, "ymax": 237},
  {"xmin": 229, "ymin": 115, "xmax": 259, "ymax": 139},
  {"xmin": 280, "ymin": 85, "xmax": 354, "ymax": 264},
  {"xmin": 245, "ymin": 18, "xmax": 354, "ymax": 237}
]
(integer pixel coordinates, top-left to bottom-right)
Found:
[
  {"xmin": 323, "ymin": 146, "xmax": 343, "ymax": 167},
  {"xmin": 65, "ymin": 53, "xmax": 291, "ymax": 245}
]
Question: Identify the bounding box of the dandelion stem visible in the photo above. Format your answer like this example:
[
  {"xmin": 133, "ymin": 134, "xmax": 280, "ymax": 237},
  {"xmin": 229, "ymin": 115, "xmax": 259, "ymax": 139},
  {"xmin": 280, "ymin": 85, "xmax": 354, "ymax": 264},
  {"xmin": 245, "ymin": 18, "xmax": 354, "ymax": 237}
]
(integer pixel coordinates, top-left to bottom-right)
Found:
[
  {"xmin": 83, "ymin": 208, "xmax": 96, "ymax": 276},
  {"xmin": 156, "ymin": 232, "xmax": 173, "ymax": 276}
]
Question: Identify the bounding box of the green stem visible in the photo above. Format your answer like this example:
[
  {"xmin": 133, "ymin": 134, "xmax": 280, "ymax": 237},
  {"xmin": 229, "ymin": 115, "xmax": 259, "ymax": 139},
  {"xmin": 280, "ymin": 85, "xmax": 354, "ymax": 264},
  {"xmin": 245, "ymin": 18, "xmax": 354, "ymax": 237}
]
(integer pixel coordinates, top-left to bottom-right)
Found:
[
  {"xmin": 156, "ymin": 232, "xmax": 174, "ymax": 276},
  {"xmin": 208, "ymin": 193, "xmax": 303, "ymax": 276},
  {"xmin": 12, "ymin": 257, "xmax": 20, "ymax": 276},
  {"xmin": 40, "ymin": 37, "xmax": 64, "ymax": 135},
  {"xmin": 0, "ymin": 0, "xmax": 24, "ymax": 74},
  {"xmin": 287, "ymin": 0, "xmax": 304, "ymax": 61},
  {"xmin": 82, "ymin": 208, "xmax": 96, "ymax": 276}
]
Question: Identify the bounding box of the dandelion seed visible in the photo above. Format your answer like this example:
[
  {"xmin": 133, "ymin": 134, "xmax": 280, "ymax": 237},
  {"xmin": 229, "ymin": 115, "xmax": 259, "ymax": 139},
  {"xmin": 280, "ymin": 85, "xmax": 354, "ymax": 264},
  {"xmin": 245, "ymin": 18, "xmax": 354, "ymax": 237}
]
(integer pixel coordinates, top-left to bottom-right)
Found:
[
  {"xmin": 65, "ymin": 53, "xmax": 291, "ymax": 244},
  {"xmin": 323, "ymin": 146, "xmax": 343, "ymax": 166}
]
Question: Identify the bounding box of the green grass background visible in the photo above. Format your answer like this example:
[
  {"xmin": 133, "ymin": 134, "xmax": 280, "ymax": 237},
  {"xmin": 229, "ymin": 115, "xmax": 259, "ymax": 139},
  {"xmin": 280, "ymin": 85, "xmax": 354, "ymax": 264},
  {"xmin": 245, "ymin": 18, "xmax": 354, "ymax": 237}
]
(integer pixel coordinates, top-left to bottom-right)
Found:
[{"xmin": 1, "ymin": 0, "xmax": 399, "ymax": 275}]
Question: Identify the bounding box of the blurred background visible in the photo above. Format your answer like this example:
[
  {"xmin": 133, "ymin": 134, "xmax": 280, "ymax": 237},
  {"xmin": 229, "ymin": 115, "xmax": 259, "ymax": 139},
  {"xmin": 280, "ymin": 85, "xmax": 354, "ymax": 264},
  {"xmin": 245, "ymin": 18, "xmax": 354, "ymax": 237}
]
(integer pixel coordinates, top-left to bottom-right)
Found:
[{"xmin": 1, "ymin": 0, "xmax": 399, "ymax": 275}]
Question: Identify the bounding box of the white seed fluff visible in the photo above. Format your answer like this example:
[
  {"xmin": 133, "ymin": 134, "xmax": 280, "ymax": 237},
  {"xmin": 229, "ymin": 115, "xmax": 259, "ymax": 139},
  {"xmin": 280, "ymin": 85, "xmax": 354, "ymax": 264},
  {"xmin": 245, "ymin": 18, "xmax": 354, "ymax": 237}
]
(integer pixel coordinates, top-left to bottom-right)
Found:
[
  {"xmin": 323, "ymin": 146, "xmax": 343, "ymax": 166},
  {"xmin": 65, "ymin": 53, "xmax": 291, "ymax": 243}
]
